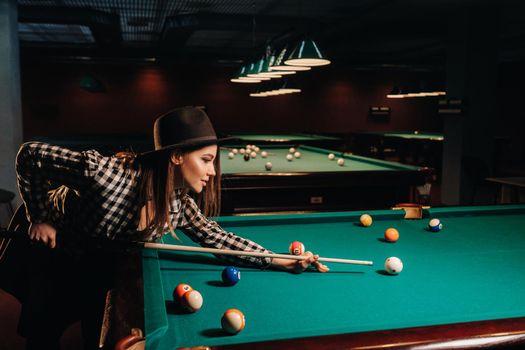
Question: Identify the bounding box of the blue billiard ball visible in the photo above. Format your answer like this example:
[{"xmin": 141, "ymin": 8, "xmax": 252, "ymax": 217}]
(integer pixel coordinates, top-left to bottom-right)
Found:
[
  {"xmin": 428, "ymin": 218, "xmax": 443, "ymax": 232},
  {"xmin": 222, "ymin": 266, "xmax": 241, "ymax": 286}
]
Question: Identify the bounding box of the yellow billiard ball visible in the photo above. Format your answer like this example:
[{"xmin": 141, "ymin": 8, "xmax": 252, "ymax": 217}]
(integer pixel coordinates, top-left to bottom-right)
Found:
[{"xmin": 360, "ymin": 214, "xmax": 373, "ymax": 227}]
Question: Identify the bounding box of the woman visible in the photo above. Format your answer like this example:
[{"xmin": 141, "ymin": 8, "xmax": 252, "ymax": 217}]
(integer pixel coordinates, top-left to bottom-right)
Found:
[{"xmin": 14, "ymin": 106, "xmax": 328, "ymax": 350}]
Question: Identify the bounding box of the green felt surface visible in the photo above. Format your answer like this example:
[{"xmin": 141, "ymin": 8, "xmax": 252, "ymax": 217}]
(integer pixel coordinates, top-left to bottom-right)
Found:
[
  {"xmin": 384, "ymin": 132, "xmax": 444, "ymax": 141},
  {"xmin": 144, "ymin": 205, "xmax": 525, "ymax": 349},
  {"xmin": 226, "ymin": 133, "xmax": 341, "ymax": 143},
  {"xmin": 220, "ymin": 145, "xmax": 420, "ymax": 174}
]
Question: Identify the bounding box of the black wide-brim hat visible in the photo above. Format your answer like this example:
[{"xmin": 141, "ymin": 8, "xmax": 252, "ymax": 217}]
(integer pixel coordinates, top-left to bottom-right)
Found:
[{"xmin": 142, "ymin": 106, "xmax": 234, "ymax": 155}]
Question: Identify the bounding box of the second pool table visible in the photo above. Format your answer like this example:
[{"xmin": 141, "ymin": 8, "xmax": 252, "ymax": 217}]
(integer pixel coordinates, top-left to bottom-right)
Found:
[
  {"xmin": 225, "ymin": 133, "xmax": 342, "ymax": 149},
  {"xmin": 219, "ymin": 145, "xmax": 429, "ymax": 214},
  {"xmin": 143, "ymin": 204, "xmax": 525, "ymax": 350}
]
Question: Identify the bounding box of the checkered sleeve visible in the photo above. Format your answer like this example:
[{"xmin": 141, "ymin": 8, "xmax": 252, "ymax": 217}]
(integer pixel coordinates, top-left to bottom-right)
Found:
[
  {"xmin": 178, "ymin": 194, "xmax": 272, "ymax": 268},
  {"xmin": 15, "ymin": 142, "xmax": 99, "ymax": 223}
]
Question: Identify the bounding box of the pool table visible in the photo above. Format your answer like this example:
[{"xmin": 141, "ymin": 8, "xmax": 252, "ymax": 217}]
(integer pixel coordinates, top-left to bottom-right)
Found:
[
  {"xmin": 383, "ymin": 132, "xmax": 444, "ymax": 141},
  {"xmin": 143, "ymin": 204, "xmax": 525, "ymax": 349},
  {"xmin": 219, "ymin": 145, "xmax": 429, "ymax": 214},
  {"xmin": 351, "ymin": 131, "xmax": 444, "ymax": 168},
  {"xmin": 225, "ymin": 133, "xmax": 342, "ymax": 149}
]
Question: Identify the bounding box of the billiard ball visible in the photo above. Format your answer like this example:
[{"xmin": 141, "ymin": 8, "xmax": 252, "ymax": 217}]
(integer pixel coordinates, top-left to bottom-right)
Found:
[
  {"xmin": 286, "ymin": 154, "xmax": 294, "ymax": 161},
  {"xmin": 174, "ymin": 283, "xmax": 193, "ymax": 300},
  {"xmin": 254, "ymin": 147, "xmax": 260, "ymax": 153},
  {"xmin": 261, "ymin": 151, "xmax": 268, "ymax": 158},
  {"xmin": 221, "ymin": 308, "xmax": 245, "ymax": 334},
  {"xmin": 289, "ymin": 147, "xmax": 296, "ymax": 153},
  {"xmin": 384, "ymin": 228, "xmax": 399, "ymax": 242},
  {"xmin": 294, "ymin": 151, "xmax": 301, "ymax": 158},
  {"xmin": 289, "ymin": 241, "xmax": 305, "ymax": 255},
  {"xmin": 243, "ymin": 154, "xmax": 250, "ymax": 161},
  {"xmin": 228, "ymin": 152, "xmax": 234, "ymax": 159},
  {"xmin": 181, "ymin": 289, "xmax": 203, "ymax": 312},
  {"xmin": 360, "ymin": 214, "xmax": 373, "ymax": 227},
  {"xmin": 328, "ymin": 153, "xmax": 335, "ymax": 160},
  {"xmin": 337, "ymin": 158, "xmax": 345, "ymax": 166},
  {"xmin": 239, "ymin": 148, "xmax": 245, "ymax": 154},
  {"xmin": 384, "ymin": 257, "xmax": 403, "ymax": 275},
  {"xmin": 428, "ymin": 218, "xmax": 443, "ymax": 232},
  {"xmin": 265, "ymin": 162, "xmax": 272, "ymax": 171},
  {"xmin": 222, "ymin": 266, "xmax": 241, "ymax": 286},
  {"xmin": 250, "ymin": 151, "xmax": 257, "ymax": 158},
  {"xmin": 232, "ymin": 148, "xmax": 238, "ymax": 154}
]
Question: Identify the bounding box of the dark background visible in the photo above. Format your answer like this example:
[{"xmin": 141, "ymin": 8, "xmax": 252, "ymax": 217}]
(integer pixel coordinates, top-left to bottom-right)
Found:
[{"xmin": 3, "ymin": 1, "xmax": 525, "ymax": 349}]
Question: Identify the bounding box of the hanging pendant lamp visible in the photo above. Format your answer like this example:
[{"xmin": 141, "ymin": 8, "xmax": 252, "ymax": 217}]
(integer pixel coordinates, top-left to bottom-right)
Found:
[
  {"xmin": 230, "ymin": 65, "xmax": 262, "ymax": 83},
  {"xmin": 285, "ymin": 39, "xmax": 331, "ymax": 67},
  {"xmin": 270, "ymin": 47, "xmax": 311, "ymax": 71}
]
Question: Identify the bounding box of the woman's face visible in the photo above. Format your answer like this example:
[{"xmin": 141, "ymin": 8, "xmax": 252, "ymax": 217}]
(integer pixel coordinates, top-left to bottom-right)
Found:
[{"xmin": 172, "ymin": 144, "xmax": 217, "ymax": 193}]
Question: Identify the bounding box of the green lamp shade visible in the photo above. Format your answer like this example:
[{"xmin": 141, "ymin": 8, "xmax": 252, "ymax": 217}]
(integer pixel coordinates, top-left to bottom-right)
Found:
[
  {"xmin": 231, "ymin": 65, "xmax": 261, "ymax": 83},
  {"xmin": 248, "ymin": 58, "xmax": 282, "ymax": 78},
  {"xmin": 285, "ymin": 39, "xmax": 331, "ymax": 67},
  {"xmin": 270, "ymin": 47, "xmax": 311, "ymax": 71}
]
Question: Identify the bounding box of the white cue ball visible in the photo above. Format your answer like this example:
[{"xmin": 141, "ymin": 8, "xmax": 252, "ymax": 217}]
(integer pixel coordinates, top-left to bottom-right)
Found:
[
  {"xmin": 384, "ymin": 257, "xmax": 403, "ymax": 275},
  {"xmin": 181, "ymin": 290, "xmax": 203, "ymax": 312},
  {"xmin": 261, "ymin": 151, "xmax": 268, "ymax": 158},
  {"xmin": 265, "ymin": 162, "xmax": 272, "ymax": 170},
  {"xmin": 337, "ymin": 158, "xmax": 345, "ymax": 166},
  {"xmin": 328, "ymin": 153, "xmax": 335, "ymax": 160},
  {"xmin": 228, "ymin": 152, "xmax": 234, "ymax": 159},
  {"xmin": 293, "ymin": 151, "xmax": 301, "ymax": 158},
  {"xmin": 232, "ymin": 148, "xmax": 238, "ymax": 154},
  {"xmin": 250, "ymin": 151, "xmax": 257, "ymax": 158},
  {"xmin": 286, "ymin": 154, "xmax": 294, "ymax": 161},
  {"xmin": 289, "ymin": 147, "xmax": 296, "ymax": 153},
  {"xmin": 239, "ymin": 148, "xmax": 245, "ymax": 154}
]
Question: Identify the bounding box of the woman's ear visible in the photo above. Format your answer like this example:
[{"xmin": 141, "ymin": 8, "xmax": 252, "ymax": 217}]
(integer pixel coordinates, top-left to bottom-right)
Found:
[{"xmin": 170, "ymin": 153, "xmax": 184, "ymax": 165}]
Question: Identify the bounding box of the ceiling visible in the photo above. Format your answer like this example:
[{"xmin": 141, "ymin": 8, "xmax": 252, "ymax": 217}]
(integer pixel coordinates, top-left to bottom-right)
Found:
[{"xmin": 17, "ymin": 0, "xmax": 525, "ymax": 70}]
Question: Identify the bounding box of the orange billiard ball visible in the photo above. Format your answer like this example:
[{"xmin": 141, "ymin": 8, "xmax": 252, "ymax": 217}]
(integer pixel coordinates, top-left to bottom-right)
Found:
[
  {"xmin": 289, "ymin": 241, "xmax": 305, "ymax": 255},
  {"xmin": 174, "ymin": 283, "xmax": 193, "ymax": 300},
  {"xmin": 384, "ymin": 228, "xmax": 399, "ymax": 242},
  {"xmin": 221, "ymin": 308, "xmax": 246, "ymax": 334}
]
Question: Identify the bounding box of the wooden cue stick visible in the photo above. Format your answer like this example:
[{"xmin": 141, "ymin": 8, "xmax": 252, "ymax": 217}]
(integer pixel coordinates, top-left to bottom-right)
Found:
[
  {"xmin": 143, "ymin": 242, "xmax": 373, "ymax": 266},
  {"xmin": 0, "ymin": 230, "xmax": 373, "ymax": 265},
  {"xmin": 98, "ymin": 289, "xmax": 114, "ymax": 349}
]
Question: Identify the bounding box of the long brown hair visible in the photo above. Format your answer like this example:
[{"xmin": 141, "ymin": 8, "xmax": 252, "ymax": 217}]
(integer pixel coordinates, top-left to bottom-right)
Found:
[{"xmin": 118, "ymin": 145, "xmax": 221, "ymax": 237}]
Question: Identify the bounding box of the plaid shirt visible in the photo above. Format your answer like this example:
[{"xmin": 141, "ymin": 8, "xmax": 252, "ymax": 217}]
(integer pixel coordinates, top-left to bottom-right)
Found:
[{"xmin": 15, "ymin": 142, "xmax": 272, "ymax": 268}]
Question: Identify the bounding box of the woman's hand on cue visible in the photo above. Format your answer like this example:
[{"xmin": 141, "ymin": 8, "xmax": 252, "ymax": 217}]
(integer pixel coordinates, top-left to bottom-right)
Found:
[
  {"xmin": 271, "ymin": 251, "xmax": 330, "ymax": 273},
  {"xmin": 28, "ymin": 222, "xmax": 57, "ymax": 249}
]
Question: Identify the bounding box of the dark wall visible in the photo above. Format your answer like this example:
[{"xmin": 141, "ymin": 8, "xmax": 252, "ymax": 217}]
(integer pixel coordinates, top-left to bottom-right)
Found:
[
  {"xmin": 21, "ymin": 62, "xmax": 443, "ymax": 139},
  {"xmin": 496, "ymin": 63, "xmax": 525, "ymax": 165}
]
